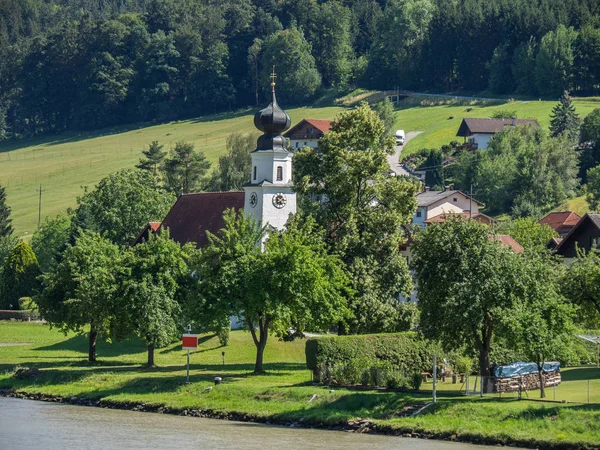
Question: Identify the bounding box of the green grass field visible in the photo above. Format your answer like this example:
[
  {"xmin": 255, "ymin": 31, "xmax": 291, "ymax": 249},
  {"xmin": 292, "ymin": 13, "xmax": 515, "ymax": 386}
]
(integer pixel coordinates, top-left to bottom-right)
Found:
[
  {"xmin": 1, "ymin": 322, "xmax": 599, "ymax": 448},
  {"xmin": 0, "ymin": 106, "xmax": 343, "ymax": 237},
  {"xmin": 397, "ymin": 97, "xmax": 600, "ymax": 156},
  {"xmin": 1, "ymin": 95, "xmax": 599, "ymax": 237}
]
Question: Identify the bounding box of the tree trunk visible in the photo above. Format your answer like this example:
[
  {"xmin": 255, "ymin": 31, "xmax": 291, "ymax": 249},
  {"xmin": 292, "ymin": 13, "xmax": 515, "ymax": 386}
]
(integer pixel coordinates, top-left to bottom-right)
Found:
[
  {"xmin": 147, "ymin": 344, "xmax": 155, "ymax": 366},
  {"xmin": 537, "ymin": 361, "xmax": 546, "ymax": 398},
  {"xmin": 249, "ymin": 317, "xmax": 269, "ymax": 374},
  {"xmin": 88, "ymin": 327, "xmax": 98, "ymax": 362}
]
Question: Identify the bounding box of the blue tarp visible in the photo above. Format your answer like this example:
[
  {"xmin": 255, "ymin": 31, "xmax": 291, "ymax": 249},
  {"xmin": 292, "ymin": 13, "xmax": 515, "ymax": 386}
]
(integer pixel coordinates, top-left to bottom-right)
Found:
[{"xmin": 493, "ymin": 361, "xmax": 560, "ymax": 378}]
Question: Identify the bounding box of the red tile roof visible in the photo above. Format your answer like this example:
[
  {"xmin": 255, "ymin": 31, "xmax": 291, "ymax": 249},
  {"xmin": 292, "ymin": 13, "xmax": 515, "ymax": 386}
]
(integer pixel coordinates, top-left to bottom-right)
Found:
[
  {"xmin": 491, "ymin": 234, "xmax": 524, "ymax": 253},
  {"xmin": 157, "ymin": 192, "xmax": 244, "ymax": 248},
  {"xmin": 304, "ymin": 119, "xmax": 332, "ymax": 133},
  {"xmin": 149, "ymin": 221, "xmax": 161, "ymax": 232},
  {"xmin": 538, "ymin": 211, "xmax": 581, "ymax": 235}
]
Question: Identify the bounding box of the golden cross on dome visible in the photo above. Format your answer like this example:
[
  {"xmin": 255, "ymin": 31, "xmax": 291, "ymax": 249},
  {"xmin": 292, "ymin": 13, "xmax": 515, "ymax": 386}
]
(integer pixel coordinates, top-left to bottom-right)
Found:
[{"xmin": 270, "ymin": 66, "xmax": 277, "ymax": 91}]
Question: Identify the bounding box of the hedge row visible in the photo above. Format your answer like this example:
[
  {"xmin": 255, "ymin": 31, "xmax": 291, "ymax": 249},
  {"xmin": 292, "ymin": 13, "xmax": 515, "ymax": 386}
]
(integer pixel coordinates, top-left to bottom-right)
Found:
[
  {"xmin": 305, "ymin": 332, "xmax": 434, "ymax": 385},
  {"xmin": 0, "ymin": 309, "xmax": 40, "ymax": 321}
]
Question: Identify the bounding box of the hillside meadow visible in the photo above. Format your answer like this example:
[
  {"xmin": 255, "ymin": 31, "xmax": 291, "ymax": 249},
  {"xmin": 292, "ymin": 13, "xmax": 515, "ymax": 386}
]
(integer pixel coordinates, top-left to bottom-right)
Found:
[
  {"xmin": 1, "ymin": 97, "xmax": 599, "ymax": 237},
  {"xmin": 0, "ymin": 322, "xmax": 599, "ymax": 448}
]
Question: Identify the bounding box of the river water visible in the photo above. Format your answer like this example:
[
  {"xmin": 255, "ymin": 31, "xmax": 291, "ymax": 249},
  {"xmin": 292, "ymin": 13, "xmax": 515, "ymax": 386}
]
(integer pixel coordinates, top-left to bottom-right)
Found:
[{"xmin": 0, "ymin": 397, "xmax": 500, "ymax": 450}]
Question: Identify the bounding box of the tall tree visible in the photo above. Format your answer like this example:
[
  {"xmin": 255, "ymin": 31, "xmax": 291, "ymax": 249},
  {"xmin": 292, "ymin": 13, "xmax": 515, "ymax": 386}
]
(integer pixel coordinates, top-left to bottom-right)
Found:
[
  {"xmin": 37, "ymin": 232, "xmax": 121, "ymax": 362},
  {"xmin": 563, "ymin": 249, "xmax": 600, "ymax": 329},
  {"xmin": 423, "ymin": 149, "xmax": 444, "ymax": 189},
  {"xmin": 31, "ymin": 214, "xmax": 71, "ymax": 273},
  {"xmin": 164, "ymin": 141, "xmax": 211, "ymax": 194},
  {"xmin": 194, "ymin": 210, "xmax": 349, "ymax": 373},
  {"xmin": 499, "ymin": 217, "xmax": 558, "ymax": 252},
  {"xmin": 0, "ymin": 184, "xmax": 12, "ymax": 237},
  {"xmin": 115, "ymin": 231, "xmax": 191, "ymax": 366},
  {"xmin": 259, "ymin": 27, "xmax": 321, "ymax": 104},
  {"xmin": 411, "ymin": 218, "xmax": 519, "ymax": 377},
  {"xmin": 73, "ymin": 169, "xmax": 175, "ymax": 245},
  {"xmin": 574, "ymin": 26, "xmax": 600, "ymax": 95},
  {"xmin": 578, "ymin": 108, "xmax": 600, "ymax": 181},
  {"xmin": 208, "ymin": 132, "xmax": 256, "ymax": 192},
  {"xmin": 0, "ymin": 241, "xmax": 40, "ymax": 310},
  {"xmin": 374, "ymin": 98, "xmax": 396, "ymax": 136},
  {"xmin": 512, "ymin": 38, "xmax": 538, "ymax": 95},
  {"xmin": 501, "ymin": 253, "xmax": 574, "ymax": 398},
  {"xmin": 586, "ymin": 165, "xmax": 600, "ymax": 210},
  {"xmin": 137, "ymin": 141, "xmax": 167, "ymax": 176},
  {"xmin": 294, "ymin": 103, "xmax": 419, "ymax": 333},
  {"xmin": 549, "ymin": 91, "xmax": 581, "ymax": 141},
  {"xmin": 535, "ymin": 25, "xmax": 578, "ymax": 97}
]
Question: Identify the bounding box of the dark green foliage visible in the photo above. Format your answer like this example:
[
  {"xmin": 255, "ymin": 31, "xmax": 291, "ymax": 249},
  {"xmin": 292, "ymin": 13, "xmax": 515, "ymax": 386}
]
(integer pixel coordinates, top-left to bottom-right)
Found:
[
  {"xmin": 164, "ymin": 141, "xmax": 211, "ymax": 194},
  {"xmin": 580, "ymin": 108, "xmax": 600, "ymax": 143},
  {"xmin": 30, "ymin": 214, "xmax": 71, "ymax": 273},
  {"xmin": 549, "ymin": 91, "xmax": 581, "ymax": 141},
  {"xmin": 72, "ymin": 169, "xmax": 175, "ymax": 245},
  {"xmin": 374, "ymin": 98, "xmax": 396, "ymax": 136},
  {"xmin": 0, "ymin": 310, "xmax": 40, "ymax": 320},
  {"xmin": 305, "ymin": 332, "xmax": 432, "ymax": 384},
  {"xmin": 423, "ymin": 149, "xmax": 444, "ymax": 189},
  {"xmin": 217, "ymin": 327, "xmax": 230, "ymax": 347},
  {"xmin": 0, "ymin": 184, "xmax": 12, "ymax": 237},
  {"xmin": 137, "ymin": 141, "xmax": 167, "ymax": 176},
  {"xmin": 207, "ymin": 132, "xmax": 256, "ymax": 192},
  {"xmin": 410, "ymin": 372, "xmax": 423, "ymax": 390},
  {"xmin": 0, "ymin": 242, "xmax": 41, "ymax": 310},
  {"xmin": 0, "ymin": 1, "xmax": 599, "ymax": 140}
]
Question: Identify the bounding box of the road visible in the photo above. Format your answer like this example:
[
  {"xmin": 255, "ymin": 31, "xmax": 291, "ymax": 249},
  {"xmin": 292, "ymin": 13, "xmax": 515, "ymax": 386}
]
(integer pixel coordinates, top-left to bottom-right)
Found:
[{"xmin": 387, "ymin": 131, "xmax": 422, "ymax": 176}]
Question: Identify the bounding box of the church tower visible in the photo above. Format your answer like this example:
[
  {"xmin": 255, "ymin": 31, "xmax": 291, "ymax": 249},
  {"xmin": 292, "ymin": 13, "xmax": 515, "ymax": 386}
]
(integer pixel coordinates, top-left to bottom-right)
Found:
[{"xmin": 244, "ymin": 73, "xmax": 296, "ymax": 231}]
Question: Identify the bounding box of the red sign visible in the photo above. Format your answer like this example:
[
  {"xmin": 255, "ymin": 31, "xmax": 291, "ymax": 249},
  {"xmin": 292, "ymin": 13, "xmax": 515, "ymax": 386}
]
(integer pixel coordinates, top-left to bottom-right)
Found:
[{"xmin": 182, "ymin": 334, "xmax": 198, "ymax": 350}]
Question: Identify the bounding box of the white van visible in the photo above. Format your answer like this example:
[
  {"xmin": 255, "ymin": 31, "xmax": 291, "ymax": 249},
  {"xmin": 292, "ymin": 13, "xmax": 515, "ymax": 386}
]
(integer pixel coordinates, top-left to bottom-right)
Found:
[{"xmin": 395, "ymin": 129, "xmax": 405, "ymax": 146}]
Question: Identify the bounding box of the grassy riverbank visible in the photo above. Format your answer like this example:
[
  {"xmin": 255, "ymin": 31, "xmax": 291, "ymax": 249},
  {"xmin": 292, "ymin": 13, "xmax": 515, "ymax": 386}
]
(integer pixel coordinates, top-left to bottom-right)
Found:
[{"xmin": 1, "ymin": 322, "xmax": 599, "ymax": 448}]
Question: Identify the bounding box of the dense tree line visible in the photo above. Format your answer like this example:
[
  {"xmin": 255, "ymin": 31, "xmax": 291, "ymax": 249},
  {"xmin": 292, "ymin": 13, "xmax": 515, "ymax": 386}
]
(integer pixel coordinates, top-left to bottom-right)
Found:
[{"xmin": 1, "ymin": 0, "xmax": 599, "ymax": 139}]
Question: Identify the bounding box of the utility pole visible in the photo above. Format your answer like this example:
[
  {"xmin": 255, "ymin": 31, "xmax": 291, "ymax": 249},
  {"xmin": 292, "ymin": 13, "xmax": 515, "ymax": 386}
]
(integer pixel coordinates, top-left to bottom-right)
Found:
[
  {"xmin": 469, "ymin": 184, "xmax": 473, "ymax": 220},
  {"xmin": 37, "ymin": 184, "xmax": 44, "ymax": 228}
]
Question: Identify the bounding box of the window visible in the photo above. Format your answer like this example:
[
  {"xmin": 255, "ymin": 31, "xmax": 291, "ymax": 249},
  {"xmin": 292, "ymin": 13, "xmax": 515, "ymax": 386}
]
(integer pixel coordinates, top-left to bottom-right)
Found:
[
  {"xmin": 416, "ymin": 210, "xmax": 422, "ymax": 218},
  {"xmin": 453, "ymin": 197, "xmax": 458, "ymax": 202},
  {"xmin": 253, "ymin": 166, "xmax": 257, "ymax": 181},
  {"xmin": 592, "ymin": 237, "xmax": 600, "ymax": 248},
  {"xmin": 295, "ymin": 142, "xmax": 299, "ymax": 148},
  {"xmin": 304, "ymin": 142, "xmax": 307, "ymax": 146},
  {"xmin": 276, "ymin": 166, "xmax": 283, "ymax": 181}
]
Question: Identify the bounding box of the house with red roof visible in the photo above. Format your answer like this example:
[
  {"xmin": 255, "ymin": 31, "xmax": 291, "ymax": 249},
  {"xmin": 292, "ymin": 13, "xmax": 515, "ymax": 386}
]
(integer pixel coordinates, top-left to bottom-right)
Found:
[
  {"xmin": 538, "ymin": 211, "xmax": 581, "ymax": 237},
  {"xmin": 284, "ymin": 118, "xmax": 331, "ymax": 150}
]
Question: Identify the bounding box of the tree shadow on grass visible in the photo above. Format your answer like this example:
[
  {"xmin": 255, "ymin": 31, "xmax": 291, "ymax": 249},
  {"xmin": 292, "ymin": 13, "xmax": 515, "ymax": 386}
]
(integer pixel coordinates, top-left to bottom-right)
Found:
[
  {"xmin": 504, "ymin": 402, "xmax": 600, "ymax": 421},
  {"xmin": 561, "ymin": 366, "xmax": 600, "ymax": 382},
  {"xmin": 33, "ymin": 335, "xmax": 147, "ymax": 356}
]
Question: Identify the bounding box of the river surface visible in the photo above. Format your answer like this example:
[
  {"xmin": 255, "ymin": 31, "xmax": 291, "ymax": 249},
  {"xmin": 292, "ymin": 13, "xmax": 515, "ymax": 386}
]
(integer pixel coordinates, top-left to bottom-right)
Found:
[{"xmin": 1, "ymin": 397, "xmax": 502, "ymax": 450}]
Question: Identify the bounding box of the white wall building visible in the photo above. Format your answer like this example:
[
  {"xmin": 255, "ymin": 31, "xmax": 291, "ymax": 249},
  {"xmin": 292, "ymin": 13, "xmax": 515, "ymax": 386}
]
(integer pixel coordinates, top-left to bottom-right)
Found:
[{"xmin": 456, "ymin": 118, "xmax": 541, "ymax": 150}]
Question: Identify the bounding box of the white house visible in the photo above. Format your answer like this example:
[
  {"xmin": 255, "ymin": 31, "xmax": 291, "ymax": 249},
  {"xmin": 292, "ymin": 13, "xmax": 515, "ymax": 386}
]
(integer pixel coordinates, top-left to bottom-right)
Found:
[
  {"xmin": 456, "ymin": 118, "xmax": 540, "ymax": 150},
  {"xmin": 413, "ymin": 188, "xmax": 482, "ymax": 229},
  {"xmin": 283, "ymin": 118, "xmax": 331, "ymax": 150}
]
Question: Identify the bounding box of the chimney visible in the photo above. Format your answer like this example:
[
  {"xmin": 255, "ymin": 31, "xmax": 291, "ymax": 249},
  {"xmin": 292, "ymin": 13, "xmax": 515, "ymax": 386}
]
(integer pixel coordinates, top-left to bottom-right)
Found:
[
  {"xmin": 444, "ymin": 185, "xmax": 450, "ymax": 191},
  {"xmin": 425, "ymin": 186, "xmax": 430, "ymax": 192}
]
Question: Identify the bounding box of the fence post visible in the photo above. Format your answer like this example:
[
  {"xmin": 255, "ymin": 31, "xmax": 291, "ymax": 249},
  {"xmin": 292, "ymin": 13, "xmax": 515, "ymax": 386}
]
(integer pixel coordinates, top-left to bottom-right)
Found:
[
  {"xmin": 589, "ymin": 380, "xmax": 591, "ymax": 404},
  {"xmin": 466, "ymin": 374, "xmax": 469, "ymax": 394},
  {"xmin": 480, "ymin": 376, "xmax": 483, "ymax": 398},
  {"xmin": 554, "ymin": 383, "xmax": 556, "ymax": 401}
]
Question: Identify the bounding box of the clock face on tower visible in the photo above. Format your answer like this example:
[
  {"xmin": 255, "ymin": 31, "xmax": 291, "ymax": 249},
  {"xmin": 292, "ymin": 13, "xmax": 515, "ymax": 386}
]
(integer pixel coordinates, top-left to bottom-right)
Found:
[
  {"xmin": 249, "ymin": 192, "xmax": 258, "ymax": 208},
  {"xmin": 272, "ymin": 193, "xmax": 287, "ymax": 209}
]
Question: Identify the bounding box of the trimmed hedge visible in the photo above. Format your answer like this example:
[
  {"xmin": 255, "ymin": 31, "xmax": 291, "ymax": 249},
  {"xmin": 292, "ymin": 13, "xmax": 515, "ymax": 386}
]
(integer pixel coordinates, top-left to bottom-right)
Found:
[
  {"xmin": 0, "ymin": 309, "xmax": 40, "ymax": 321},
  {"xmin": 306, "ymin": 332, "xmax": 433, "ymax": 386}
]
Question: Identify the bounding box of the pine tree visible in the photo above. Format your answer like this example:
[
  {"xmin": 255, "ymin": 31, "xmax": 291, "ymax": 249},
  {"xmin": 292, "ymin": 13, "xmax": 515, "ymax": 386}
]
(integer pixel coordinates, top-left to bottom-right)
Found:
[
  {"xmin": 549, "ymin": 91, "xmax": 580, "ymax": 141},
  {"xmin": 0, "ymin": 184, "xmax": 13, "ymax": 237},
  {"xmin": 136, "ymin": 141, "xmax": 167, "ymax": 176},
  {"xmin": 164, "ymin": 141, "xmax": 211, "ymax": 194}
]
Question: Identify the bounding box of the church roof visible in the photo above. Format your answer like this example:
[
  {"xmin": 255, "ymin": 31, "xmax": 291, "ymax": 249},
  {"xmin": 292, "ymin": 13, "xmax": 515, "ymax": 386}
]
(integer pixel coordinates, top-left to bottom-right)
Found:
[{"xmin": 148, "ymin": 192, "xmax": 245, "ymax": 248}]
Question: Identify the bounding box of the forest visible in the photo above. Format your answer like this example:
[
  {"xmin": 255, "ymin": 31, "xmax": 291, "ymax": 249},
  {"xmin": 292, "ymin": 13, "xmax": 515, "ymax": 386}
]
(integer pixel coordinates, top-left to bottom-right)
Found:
[{"xmin": 0, "ymin": 0, "xmax": 599, "ymax": 139}]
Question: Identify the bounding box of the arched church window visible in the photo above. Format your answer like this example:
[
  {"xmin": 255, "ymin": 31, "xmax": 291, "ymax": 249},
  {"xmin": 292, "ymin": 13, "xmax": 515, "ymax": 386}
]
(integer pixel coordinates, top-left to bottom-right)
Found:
[
  {"xmin": 276, "ymin": 166, "xmax": 283, "ymax": 181},
  {"xmin": 253, "ymin": 166, "xmax": 257, "ymax": 180}
]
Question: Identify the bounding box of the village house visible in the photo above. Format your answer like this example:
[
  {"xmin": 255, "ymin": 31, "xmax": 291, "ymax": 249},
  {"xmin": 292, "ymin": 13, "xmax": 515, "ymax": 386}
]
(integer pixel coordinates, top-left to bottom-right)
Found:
[
  {"xmin": 413, "ymin": 188, "xmax": 483, "ymax": 229},
  {"xmin": 555, "ymin": 213, "xmax": 600, "ymax": 259},
  {"xmin": 283, "ymin": 118, "xmax": 331, "ymax": 150},
  {"xmin": 456, "ymin": 118, "xmax": 541, "ymax": 150},
  {"xmin": 539, "ymin": 211, "xmax": 581, "ymax": 237}
]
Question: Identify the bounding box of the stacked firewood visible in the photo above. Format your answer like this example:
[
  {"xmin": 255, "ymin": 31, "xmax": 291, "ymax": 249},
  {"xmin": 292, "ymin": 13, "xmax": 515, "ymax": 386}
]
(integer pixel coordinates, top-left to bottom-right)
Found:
[{"xmin": 493, "ymin": 371, "xmax": 561, "ymax": 393}]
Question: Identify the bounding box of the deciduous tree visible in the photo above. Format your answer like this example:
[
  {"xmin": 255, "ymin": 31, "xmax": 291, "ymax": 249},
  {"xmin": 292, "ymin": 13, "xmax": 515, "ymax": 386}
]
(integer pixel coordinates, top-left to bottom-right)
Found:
[
  {"xmin": 563, "ymin": 249, "xmax": 600, "ymax": 329},
  {"xmin": 31, "ymin": 214, "xmax": 71, "ymax": 273},
  {"xmin": 0, "ymin": 241, "xmax": 40, "ymax": 310},
  {"xmin": 208, "ymin": 132, "xmax": 256, "ymax": 192},
  {"xmin": 498, "ymin": 217, "xmax": 558, "ymax": 251},
  {"xmin": 0, "ymin": 184, "xmax": 12, "ymax": 237},
  {"xmin": 36, "ymin": 232, "xmax": 120, "ymax": 361}
]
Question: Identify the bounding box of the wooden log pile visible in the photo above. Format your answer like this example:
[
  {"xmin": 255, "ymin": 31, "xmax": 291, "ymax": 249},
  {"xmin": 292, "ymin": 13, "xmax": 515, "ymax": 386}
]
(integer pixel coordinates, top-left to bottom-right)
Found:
[{"xmin": 493, "ymin": 371, "xmax": 561, "ymax": 393}]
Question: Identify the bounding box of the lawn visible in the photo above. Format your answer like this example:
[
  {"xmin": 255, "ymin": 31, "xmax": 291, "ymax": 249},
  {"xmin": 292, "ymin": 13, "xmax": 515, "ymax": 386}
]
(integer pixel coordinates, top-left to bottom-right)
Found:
[
  {"xmin": 1, "ymin": 322, "xmax": 599, "ymax": 448},
  {"xmin": 396, "ymin": 97, "xmax": 600, "ymax": 156},
  {"xmin": 0, "ymin": 106, "xmax": 343, "ymax": 238}
]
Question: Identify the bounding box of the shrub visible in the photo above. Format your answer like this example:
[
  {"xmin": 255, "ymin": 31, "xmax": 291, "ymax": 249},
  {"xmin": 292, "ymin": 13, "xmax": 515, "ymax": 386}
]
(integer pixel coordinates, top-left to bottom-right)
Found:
[
  {"xmin": 410, "ymin": 372, "xmax": 423, "ymax": 390},
  {"xmin": 217, "ymin": 327, "xmax": 230, "ymax": 347},
  {"xmin": 0, "ymin": 309, "xmax": 40, "ymax": 321},
  {"xmin": 305, "ymin": 332, "xmax": 433, "ymax": 385},
  {"xmin": 386, "ymin": 372, "xmax": 405, "ymax": 390},
  {"xmin": 0, "ymin": 242, "xmax": 41, "ymax": 309}
]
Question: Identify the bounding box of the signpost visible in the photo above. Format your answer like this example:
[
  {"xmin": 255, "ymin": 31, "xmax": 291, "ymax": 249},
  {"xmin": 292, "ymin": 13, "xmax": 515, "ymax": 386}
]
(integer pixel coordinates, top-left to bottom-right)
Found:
[{"xmin": 182, "ymin": 324, "xmax": 198, "ymax": 383}]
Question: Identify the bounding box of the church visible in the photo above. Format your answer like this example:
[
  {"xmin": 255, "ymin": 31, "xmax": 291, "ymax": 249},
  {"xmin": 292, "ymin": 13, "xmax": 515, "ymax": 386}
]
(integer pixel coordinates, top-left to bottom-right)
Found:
[{"xmin": 134, "ymin": 80, "xmax": 296, "ymax": 247}]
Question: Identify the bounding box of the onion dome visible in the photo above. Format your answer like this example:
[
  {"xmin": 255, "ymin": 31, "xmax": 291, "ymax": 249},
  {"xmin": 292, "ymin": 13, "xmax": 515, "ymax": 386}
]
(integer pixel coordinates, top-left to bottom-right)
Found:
[{"xmin": 253, "ymin": 70, "xmax": 291, "ymax": 152}]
